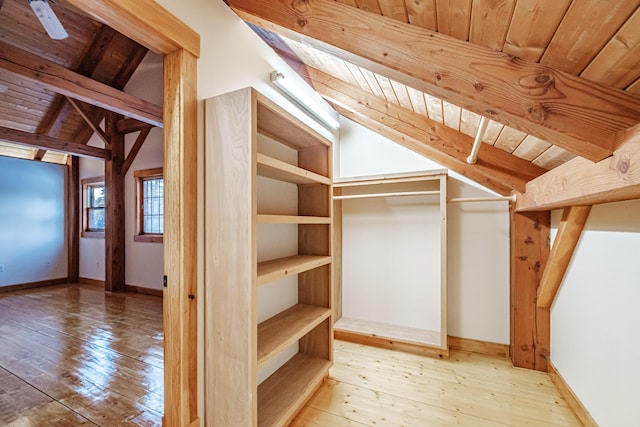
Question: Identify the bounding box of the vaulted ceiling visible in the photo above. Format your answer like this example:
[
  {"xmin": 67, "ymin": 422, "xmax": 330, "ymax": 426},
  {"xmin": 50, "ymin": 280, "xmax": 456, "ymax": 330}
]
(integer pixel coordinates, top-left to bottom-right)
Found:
[
  {"xmin": 0, "ymin": 0, "xmax": 153, "ymax": 164},
  {"xmin": 224, "ymin": 0, "xmax": 640, "ymax": 203}
]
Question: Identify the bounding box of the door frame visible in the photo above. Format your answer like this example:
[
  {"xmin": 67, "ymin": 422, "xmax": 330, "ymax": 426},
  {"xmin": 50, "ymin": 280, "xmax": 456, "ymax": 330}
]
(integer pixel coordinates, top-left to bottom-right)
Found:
[{"xmin": 64, "ymin": 1, "xmax": 200, "ymax": 425}]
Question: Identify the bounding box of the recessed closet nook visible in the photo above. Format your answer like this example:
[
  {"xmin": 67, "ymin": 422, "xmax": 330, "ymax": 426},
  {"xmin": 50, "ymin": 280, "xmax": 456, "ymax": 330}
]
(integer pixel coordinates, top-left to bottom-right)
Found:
[{"xmin": 204, "ymin": 87, "xmax": 511, "ymax": 426}]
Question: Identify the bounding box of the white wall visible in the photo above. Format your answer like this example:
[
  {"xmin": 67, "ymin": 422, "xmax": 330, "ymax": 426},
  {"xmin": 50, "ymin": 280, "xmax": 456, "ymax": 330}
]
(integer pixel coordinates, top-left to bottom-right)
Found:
[
  {"xmin": 551, "ymin": 199, "xmax": 640, "ymax": 427},
  {"xmin": 0, "ymin": 156, "xmax": 67, "ymax": 286},
  {"xmin": 446, "ymin": 179, "xmax": 510, "ymax": 343},
  {"xmin": 79, "ymin": 52, "xmax": 165, "ymax": 289},
  {"xmin": 338, "ymin": 116, "xmax": 510, "ymax": 344}
]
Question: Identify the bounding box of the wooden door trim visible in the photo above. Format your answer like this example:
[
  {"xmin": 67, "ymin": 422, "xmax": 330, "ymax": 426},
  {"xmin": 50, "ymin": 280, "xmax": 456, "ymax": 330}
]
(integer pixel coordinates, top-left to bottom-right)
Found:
[{"xmin": 63, "ymin": 1, "xmax": 201, "ymax": 426}]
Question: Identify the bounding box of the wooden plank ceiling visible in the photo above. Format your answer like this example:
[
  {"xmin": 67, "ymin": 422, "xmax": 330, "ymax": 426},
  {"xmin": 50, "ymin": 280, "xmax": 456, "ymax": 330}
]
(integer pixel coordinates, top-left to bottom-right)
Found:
[
  {"xmin": 225, "ymin": 0, "xmax": 640, "ymax": 196},
  {"xmin": 0, "ymin": 0, "xmax": 149, "ymax": 164}
]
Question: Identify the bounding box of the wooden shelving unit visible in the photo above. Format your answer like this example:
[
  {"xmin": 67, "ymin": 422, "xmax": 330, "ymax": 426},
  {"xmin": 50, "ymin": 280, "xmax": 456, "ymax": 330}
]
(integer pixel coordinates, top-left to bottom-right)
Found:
[
  {"xmin": 205, "ymin": 87, "xmax": 333, "ymax": 427},
  {"xmin": 333, "ymin": 171, "xmax": 448, "ymax": 356}
]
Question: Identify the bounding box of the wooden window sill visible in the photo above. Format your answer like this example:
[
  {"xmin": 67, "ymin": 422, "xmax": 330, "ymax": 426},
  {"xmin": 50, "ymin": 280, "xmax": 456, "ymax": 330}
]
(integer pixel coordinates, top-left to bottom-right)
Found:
[
  {"xmin": 82, "ymin": 231, "xmax": 105, "ymax": 239},
  {"xmin": 135, "ymin": 234, "xmax": 163, "ymax": 243}
]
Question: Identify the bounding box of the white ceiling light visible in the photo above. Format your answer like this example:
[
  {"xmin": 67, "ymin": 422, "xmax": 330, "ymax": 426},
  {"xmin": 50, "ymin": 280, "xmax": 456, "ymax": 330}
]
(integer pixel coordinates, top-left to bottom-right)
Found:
[
  {"xmin": 29, "ymin": 0, "xmax": 68, "ymax": 40},
  {"xmin": 270, "ymin": 71, "xmax": 340, "ymax": 130}
]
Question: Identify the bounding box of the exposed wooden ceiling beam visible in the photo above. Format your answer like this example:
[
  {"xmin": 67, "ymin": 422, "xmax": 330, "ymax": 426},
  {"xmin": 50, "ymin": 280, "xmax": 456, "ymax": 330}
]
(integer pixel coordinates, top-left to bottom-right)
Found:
[
  {"xmin": 38, "ymin": 25, "xmax": 118, "ymax": 138},
  {"xmin": 0, "ymin": 126, "xmax": 110, "ymax": 160},
  {"xmin": 61, "ymin": 0, "xmax": 200, "ymax": 58},
  {"xmin": 517, "ymin": 124, "xmax": 640, "ymax": 211},
  {"xmin": 537, "ymin": 206, "xmax": 591, "ymax": 309},
  {"xmin": 66, "ymin": 97, "xmax": 110, "ymax": 146},
  {"xmin": 121, "ymin": 125, "xmax": 152, "ymax": 175},
  {"xmin": 75, "ymin": 43, "xmax": 149, "ymax": 145},
  {"xmin": 0, "ymin": 41, "xmax": 162, "ymax": 127},
  {"xmin": 33, "ymin": 149, "xmax": 47, "ymax": 161},
  {"xmin": 226, "ymin": 0, "xmax": 640, "ymax": 162},
  {"xmin": 302, "ymin": 67, "xmax": 544, "ymax": 195},
  {"xmin": 116, "ymin": 118, "xmax": 150, "ymax": 134}
]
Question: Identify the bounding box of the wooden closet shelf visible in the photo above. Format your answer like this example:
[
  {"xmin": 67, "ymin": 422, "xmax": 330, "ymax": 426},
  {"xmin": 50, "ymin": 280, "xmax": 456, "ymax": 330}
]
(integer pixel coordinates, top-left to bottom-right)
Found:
[
  {"xmin": 257, "ymin": 214, "xmax": 331, "ymax": 224},
  {"xmin": 257, "ymin": 255, "xmax": 332, "ymax": 286},
  {"xmin": 258, "ymin": 353, "xmax": 331, "ymax": 427},
  {"xmin": 258, "ymin": 304, "xmax": 331, "ymax": 368},
  {"xmin": 257, "ymin": 153, "xmax": 331, "ymax": 185},
  {"xmin": 256, "ymin": 92, "xmax": 332, "ymax": 151},
  {"xmin": 333, "ymin": 190, "xmax": 440, "ymax": 200}
]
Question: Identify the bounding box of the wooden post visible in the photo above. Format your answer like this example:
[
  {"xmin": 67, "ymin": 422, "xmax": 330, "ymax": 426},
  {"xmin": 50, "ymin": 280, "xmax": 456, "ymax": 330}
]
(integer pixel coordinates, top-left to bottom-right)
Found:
[
  {"xmin": 537, "ymin": 206, "xmax": 591, "ymax": 309},
  {"xmin": 104, "ymin": 112, "xmax": 126, "ymax": 292},
  {"xmin": 67, "ymin": 155, "xmax": 80, "ymax": 283},
  {"xmin": 163, "ymin": 48, "xmax": 198, "ymax": 426},
  {"xmin": 510, "ymin": 207, "xmax": 550, "ymax": 371}
]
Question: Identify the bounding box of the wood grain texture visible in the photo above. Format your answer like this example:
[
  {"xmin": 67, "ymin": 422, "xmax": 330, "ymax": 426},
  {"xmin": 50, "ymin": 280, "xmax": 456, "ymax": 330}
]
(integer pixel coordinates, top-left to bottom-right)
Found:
[
  {"xmin": 291, "ymin": 340, "xmax": 580, "ymax": 426},
  {"xmin": 121, "ymin": 126, "xmax": 152, "ymax": 176},
  {"xmin": 205, "ymin": 87, "xmax": 257, "ymax": 427},
  {"xmin": 0, "ymin": 126, "xmax": 110, "ymax": 160},
  {"xmin": 405, "ymin": 0, "xmax": 437, "ymax": 30},
  {"xmin": 0, "ymin": 284, "xmax": 163, "ymax": 426},
  {"xmin": 354, "ymin": 0, "xmax": 382, "ymax": 14},
  {"xmin": 510, "ymin": 209, "xmax": 550, "ymax": 371},
  {"xmin": 62, "ymin": 0, "xmax": 200, "ymax": 57},
  {"xmin": 332, "ymin": 194, "xmax": 343, "ymax": 322},
  {"xmin": 257, "ymin": 255, "xmax": 331, "ymax": 286},
  {"xmin": 436, "ymin": 0, "xmax": 472, "ymax": 40},
  {"xmin": 258, "ymin": 305, "xmax": 331, "ymax": 368},
  {"xmin": 537, "ymin": 206, "xmax": 591, "ymax": 309},
  {"xmin": 258, "ymin": 354, "xmax": 330, "ymax": 427},
  {"xmin": 379, "ymin": 0, "xmax": 408, "ymax": 22},
  {"xmin": 104, "ymin": 112, "xmax": 126, "ymax": 293},
  {"xmin": 0, "ymin": 41, "xmax": 163, "ymax": 127},
  {"xmin": 304, "ymin": 67, "xmax": 544, "ymax": 194},
  {"xmin": 469, "ymin": 0, "xmax": 516, "ymax": 51},
  {"xmin": 581, "ymin": 6, "xmax": 640, "ymax": 89},
  {"xmin": 517, "ymin": 124, "xmax": 640, "ymax": 211},
  {"xmin": 257, "ymin": 153, "xmax": 331, "ymax": 185},
  {"xmin": 67, "ymin": 156, "xmax": 80, "ymax": 283},
  {"xmin": 163, "ymin": 49, "xmax": 199, "ymax": 427},
  {"xmin": 230, "ymin": 0, "xmax": 640, "ymax": 161},
  {"xmin": 205, "ymin": 87, "xmax": 333, "ymax": 426},
  {"xmin": 334, "ymin": 329, "xmax": 449, "ymax": 358},
  {"xmin": 447, "ymin": 336, "xmax": 509, "ymax": 358},
  {"xmin": 503, "ymin": 0, "xmax": 571, "ymax": 62},
  {"xmin": 541, "ymin": 0, "xmax": 639, "ymax": 74}
]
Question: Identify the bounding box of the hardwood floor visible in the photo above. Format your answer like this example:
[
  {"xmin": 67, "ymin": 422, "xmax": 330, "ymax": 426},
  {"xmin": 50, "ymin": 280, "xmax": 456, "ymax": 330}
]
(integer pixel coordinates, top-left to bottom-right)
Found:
[
  {"xmin": 292, "ymin": 340, "xmax": 581, "ymax": 427},
  {"xmin": 0, "ymin": 284, "xmax": 581, "ymax": 426},
  {"xmin": 0, "ymin": 284, "xmax": 163, "ymax": 426}
]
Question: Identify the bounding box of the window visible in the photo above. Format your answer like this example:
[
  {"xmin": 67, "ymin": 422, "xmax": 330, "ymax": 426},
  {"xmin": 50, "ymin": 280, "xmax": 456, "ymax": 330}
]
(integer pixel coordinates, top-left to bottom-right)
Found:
[
  {"xmin": 82, "ymin": 177, "xmax": 105, "ymax": 238},
  {"xmin": 134, "ymin": 167, "xmax": 163, "ymax": 243}
]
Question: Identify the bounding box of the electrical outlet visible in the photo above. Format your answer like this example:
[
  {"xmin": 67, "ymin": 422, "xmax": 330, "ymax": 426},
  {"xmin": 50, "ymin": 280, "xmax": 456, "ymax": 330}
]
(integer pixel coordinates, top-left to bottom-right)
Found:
[{"xmin": 0, "ymin": 264, "xmax": 4, "ymax": 273}]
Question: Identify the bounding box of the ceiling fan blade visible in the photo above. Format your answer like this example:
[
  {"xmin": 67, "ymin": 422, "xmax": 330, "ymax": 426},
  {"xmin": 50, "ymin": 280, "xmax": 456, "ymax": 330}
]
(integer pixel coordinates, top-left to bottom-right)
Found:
[{"xmin": 28, "ymin": 0, "xmax": 68, "ymax": 40}]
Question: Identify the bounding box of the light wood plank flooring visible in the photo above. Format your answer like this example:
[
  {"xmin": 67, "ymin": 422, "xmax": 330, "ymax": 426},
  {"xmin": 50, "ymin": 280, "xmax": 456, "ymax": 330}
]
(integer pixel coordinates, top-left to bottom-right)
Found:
[
  {"xmin": 0, "ymin": 284, "xmax": 163, "ymax": 426},
  {"xmin": 292, "ymin": 341, "xmax": 581, "ymax": 427},
  {"xmin": 0, "ymin": 284, "xmax": 581, "ymax": 427}
]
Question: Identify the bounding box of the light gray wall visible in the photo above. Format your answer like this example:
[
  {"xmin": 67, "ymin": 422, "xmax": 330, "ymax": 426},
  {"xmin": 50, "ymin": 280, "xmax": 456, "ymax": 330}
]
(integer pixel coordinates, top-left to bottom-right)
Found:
[{"xmin": 0, "ymin": 156, "xmax": 67, "ymax": 286}]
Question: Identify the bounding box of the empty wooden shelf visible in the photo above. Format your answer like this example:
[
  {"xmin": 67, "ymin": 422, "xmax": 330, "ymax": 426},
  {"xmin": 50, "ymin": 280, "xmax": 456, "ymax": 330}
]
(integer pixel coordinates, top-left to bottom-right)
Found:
[
  {"xmin": 205, "ymin": 87, "xmax": 333, "ymax": 427},
  {"xmin": 257, "ymin": 255, "xmax": 332, "ymax": 286}
]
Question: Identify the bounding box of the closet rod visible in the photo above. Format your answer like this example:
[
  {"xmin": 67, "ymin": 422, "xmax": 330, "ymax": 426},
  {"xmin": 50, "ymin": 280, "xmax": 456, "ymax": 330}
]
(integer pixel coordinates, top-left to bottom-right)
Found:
[
  {"xmin": 447, "ymin": 195, "xmax": 516, "ymax": 203},
  {"xmin": 333, "ymin": 190, "xmax": 440, "ymax": 200}
]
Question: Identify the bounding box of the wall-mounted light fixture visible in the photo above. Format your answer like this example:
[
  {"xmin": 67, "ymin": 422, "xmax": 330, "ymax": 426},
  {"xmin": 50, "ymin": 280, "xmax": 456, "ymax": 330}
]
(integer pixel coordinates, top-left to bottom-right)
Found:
[
  {"xmin": 270, "ymin": 71, "xmax": 340, "ymax": 130},
  {"xmin": 29, "ymin": 0, "xmax": 68, "ymax": 40}
]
